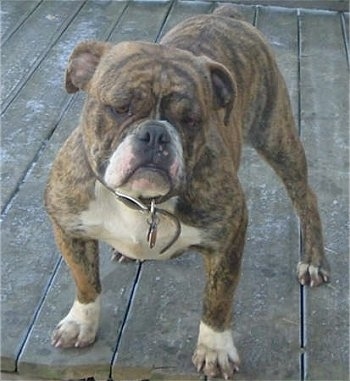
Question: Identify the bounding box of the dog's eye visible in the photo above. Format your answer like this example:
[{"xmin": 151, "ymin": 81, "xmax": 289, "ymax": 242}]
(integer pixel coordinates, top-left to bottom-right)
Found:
[
  {"xmin": 108, "ymin": 104, "xmax": 132, "ymax": 119},
  {"xmin": 112, "ymin": 105, "xmax": 129, "ymax": 115},
  {"xmin": 117, "ymin": 105, "xmax": 129, "ymax": 114},
  {"xmin": 184, "ymin": 117, "xmax": 195, "ymax": 127},
  {"xmin": 182, "ymin": 114, "xmax": 199, "ymax": 128}
]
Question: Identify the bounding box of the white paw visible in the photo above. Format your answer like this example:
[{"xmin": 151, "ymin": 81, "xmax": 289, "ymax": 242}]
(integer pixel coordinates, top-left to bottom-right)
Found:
[
  {"xmin": 193, "ymin": 321, "xmax": 240, "ymax": 380},
  {"xmin": 51, "ymin": 296, "xmax": 100, "ymax": 348}
]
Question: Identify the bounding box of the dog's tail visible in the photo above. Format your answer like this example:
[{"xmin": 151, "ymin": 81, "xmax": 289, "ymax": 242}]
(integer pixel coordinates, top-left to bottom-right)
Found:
[{"xmin": 213, "ymin": 4, "xmax": 246, "ymax": 21}]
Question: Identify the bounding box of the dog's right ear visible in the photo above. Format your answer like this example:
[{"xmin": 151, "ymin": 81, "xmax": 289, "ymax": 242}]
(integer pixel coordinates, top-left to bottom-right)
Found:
[{"xmin": 65, "ymin": 40, "xmax": 112, "ymax": 93}]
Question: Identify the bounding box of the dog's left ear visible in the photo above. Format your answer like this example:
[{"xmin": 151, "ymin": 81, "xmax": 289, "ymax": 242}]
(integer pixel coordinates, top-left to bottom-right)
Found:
[
  {"xmin": 65, "ymin": 40, "xmax": 112, "ymax": 93},
  {"xmin": 206, "ymin": 60, "xmax": 236, "ymax": 125}
]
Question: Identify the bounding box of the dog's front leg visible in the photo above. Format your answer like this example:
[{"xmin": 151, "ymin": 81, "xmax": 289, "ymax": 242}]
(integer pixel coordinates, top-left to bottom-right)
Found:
[
  {"xmin": 193, "ymin": 212, "xmax": 247, "ymax": 380},
  {"xmin": 51, "ymin": 222, "xmax": 101, "ymax": 348}
]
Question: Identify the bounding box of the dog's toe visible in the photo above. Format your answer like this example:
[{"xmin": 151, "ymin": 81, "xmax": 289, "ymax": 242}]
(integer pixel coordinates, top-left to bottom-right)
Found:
[
  {"xmin": 193, "ymin": 322, "xmax": 240, "ymax": 379},
  {"xmin": 297, "ymin": 261, "xmax": 330, "ymax": 287},
  {"xmin": 193, "ymin": 344, "xmax": 239, "ymax": 379},
  {"xmin": 51, "ymin": 319, "xmax": 96, "ymax": 348},
  {"xmin": 110, "ymin": 249, "xmax": 136, "ymax": 263},
  {"xmin": 51, "ymin": 298, "xmax": 100, "ymax": 349}
]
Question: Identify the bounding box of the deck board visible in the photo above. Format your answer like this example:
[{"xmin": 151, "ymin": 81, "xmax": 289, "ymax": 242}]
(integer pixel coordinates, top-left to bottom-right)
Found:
[
  {"xmin": 158, "ymin": 0, "xmax": 215, "ymax": 37},
  {"xmin": 113, "ymin": 255, "xmax": 205, "ymax": 381},
  {"xmin": 112, "ymin": 3, "xmax": 214, "ymax": 379},
  {"xmin": 0, "ymin": 0, "xmax": 128, "ymax": 211},
  {"xmin": 18, "ymin": 245, "xmax": 139, "ymax": 380},
  {"xmin": 235, "ymin": 6, "xmax": 301, "ymax": 379},
  {"xmin": 1, "ymin": 1, "xmax": 348, "ymax": 380},
  {"xmin": 1, "ymin": 1, "xmax": 84, "ymax": 112},
  {"xmin": 0, "ymin": 0, "xmax": 129, "ymax": 372},
  {"xmin": 298, "ymin": 9, "xmax": 349, "ymax": 380},
  {"xmin": 0, "ymin": 0, "xmax": 41, "ymax": 43},
  {"xmin": 108, "ymin": 1, "xmax": 171, "ymax": 44},
  {"xmin": 15, "ymin": 1, "xmax": 173, "ymax": 379}
]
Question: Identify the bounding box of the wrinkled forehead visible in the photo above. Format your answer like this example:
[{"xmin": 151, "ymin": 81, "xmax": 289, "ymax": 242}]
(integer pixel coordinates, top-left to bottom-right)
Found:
[{"xmin": 92, "ymin": 41, "xmax": 206, "ymax": 102}]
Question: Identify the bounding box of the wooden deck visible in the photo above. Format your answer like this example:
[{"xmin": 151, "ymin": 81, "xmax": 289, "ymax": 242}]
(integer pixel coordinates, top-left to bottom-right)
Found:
[{"xmin": 1, "ymin": 1, "xmax": 349, "ymax": 380}]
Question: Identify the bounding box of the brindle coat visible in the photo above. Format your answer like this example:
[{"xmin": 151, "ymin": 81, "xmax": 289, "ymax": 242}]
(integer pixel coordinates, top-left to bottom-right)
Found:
[{"xmin": 45, "ymin": 5, "xmax": 329, "ymax": 379}]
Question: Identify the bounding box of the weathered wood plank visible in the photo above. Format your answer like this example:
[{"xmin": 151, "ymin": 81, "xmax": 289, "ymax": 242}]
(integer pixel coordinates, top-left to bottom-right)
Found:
[
  {"xmin": 114, "ymin": 255, "xmax": 206, "ymax": 381},
  {"xmin": 299, "ymin": 9, "xmax": 349, "ymax": 380},
  {"xmin": 112, "ymin": 2, "xmax": 214, "ymax": 379},
  {"xmin": 1, "ymin": 1, "xmax": 84, "ymax": 109},
  {"xmin": 223, "ymin": 2, "xmax": 256, "ymax": 20},
  {"xmin": 0, "ymin": 0, "xmax": 126, "ymax": 211},
  {"xmin": 0, "ymin": 95, "xmax": 90, "ymax": 373},
  {"xmin": 108, "ymin": 0, "xmax": 171, "ymax": 44},
  {"xmin": 158, "ymin": 0, "xmax": 215, "ymax": 38},
  {"xmin": 114, "ymin": 5, "xmax": 299, "ymax": 380},
  {"xmin": 0, "ymin": 0, "xmax": 41, "ymax": 42},
  {"xmin": 0, "ymin": 0, "xmax": 128, "ymax": 372},
  {"xmin": 17, "ymin": 246, "xmax": 139, "ymax": 380},
  {"xmin": 13, "ymin": 1, "xmax": 172, "ymax": 379},
  {"xmin": 234, "ymin": 6, "xmax": 301, "ymax": 380},
  {"xmin": 222, "ymin": 0, "xmax": 349, "ymax": 12}
]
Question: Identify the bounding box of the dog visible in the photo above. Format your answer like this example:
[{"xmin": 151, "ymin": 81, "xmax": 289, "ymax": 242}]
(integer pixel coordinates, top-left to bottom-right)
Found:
[{"xmin": 45, "ymin": 5, "xmax": 330, "ymax": 379}]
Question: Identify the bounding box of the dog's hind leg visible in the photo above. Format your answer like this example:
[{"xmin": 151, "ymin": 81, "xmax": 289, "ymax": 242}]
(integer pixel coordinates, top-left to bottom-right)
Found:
[{"xmin": 250, "ymin": 82, "xmax": 330, "ymax": 287}]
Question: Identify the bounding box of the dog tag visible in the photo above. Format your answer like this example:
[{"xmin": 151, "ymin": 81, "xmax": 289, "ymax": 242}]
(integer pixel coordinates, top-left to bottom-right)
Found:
[
  {"xmin": 147, "ymin": 221, "xmax": 157, "ymax": 249},
  {"xmin": 147, "ymin": 199, "xmax": 158, "ymax": 249}
]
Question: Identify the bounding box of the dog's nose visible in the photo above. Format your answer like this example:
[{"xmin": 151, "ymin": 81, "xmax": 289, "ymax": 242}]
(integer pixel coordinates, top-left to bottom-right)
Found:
[{"xmin": 137, "ymin": 123, "xmax": 170, "ymax": 148}]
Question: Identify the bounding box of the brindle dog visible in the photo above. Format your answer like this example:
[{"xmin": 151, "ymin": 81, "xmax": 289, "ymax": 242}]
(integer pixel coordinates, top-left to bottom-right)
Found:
[{"xmin": 45, "ymin": 5, "xmax": 330, "ymax": 379}]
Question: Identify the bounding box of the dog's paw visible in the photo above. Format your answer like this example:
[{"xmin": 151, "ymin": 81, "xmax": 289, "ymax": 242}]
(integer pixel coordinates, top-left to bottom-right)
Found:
[
  {"xmin": 193, "ymin": 321, "xmax": 240, "ymax": 380},
  {"xmin": 297, "ymin": 260, "xmax": 330, "ymax": 287},
  {"xmin": 51, "ymin": 297, "xmax": 100, "ymax": 348},
  {"xmin": 52, "ymin": 319, "xmax": 96, "ymax": 348}
]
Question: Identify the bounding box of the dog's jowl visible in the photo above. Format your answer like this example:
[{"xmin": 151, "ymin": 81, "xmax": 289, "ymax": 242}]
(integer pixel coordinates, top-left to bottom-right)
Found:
[{"xmin": 45, "ymin": 5, "xmax": 330, "ymax": 379}]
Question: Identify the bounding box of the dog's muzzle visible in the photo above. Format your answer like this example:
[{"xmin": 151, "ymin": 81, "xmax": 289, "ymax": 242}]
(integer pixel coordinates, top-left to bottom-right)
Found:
[{"xmin": 104, "ymin": 120, "xmax": 184, "ymax": 199}]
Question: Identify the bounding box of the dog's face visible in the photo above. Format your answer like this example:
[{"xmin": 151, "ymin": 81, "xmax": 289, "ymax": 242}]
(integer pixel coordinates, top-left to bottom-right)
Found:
[{"xmin": 65, "ymin": 41, "xmax": 235, "ymax": 201}]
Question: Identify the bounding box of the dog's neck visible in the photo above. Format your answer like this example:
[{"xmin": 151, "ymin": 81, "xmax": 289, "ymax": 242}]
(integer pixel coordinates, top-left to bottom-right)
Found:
[
  {"xmin": 94, "ymin": 177, "xmax": 182, "ymax": 254},
  {"xmin": 83, "ymin": 145, "xmax": 182, "ymax": 253}
]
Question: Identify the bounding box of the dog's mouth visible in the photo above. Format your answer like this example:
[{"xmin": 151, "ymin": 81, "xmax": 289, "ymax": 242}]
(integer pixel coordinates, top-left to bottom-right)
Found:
[
  {"xmin": 119, "ymin": 165, "xmax": 172, "ymax": 199},
  {"xmin": 103, "ymin": 125, "xmax": 184, "ymax": 201}
]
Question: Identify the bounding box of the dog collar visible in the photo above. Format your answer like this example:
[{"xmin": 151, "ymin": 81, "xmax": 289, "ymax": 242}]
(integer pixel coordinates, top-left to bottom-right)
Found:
[
  {"xmin": 83, "ymin": 149, "xmax": 181, "ymax": 254},
  {"xmin": 96, "ymin": 178, "xmax": 181, "ymax": 254}
]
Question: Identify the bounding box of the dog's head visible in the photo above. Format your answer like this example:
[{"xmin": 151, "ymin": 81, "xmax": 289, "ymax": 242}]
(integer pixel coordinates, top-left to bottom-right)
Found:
[{"xmin": 65, "ymin": 41, "xmax": 235, "ymax": 202}]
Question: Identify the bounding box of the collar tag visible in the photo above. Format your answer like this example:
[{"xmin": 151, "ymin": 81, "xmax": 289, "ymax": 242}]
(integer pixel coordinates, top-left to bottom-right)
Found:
[{"xmin": 147, "ymin": 199, "xmax": 159, "ymax": 249}]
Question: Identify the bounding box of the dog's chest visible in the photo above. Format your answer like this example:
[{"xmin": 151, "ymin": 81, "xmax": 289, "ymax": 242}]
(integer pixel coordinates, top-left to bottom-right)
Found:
[{"xmin": 78, "ymin": 186, "xmax": 201, "ymax": 260}]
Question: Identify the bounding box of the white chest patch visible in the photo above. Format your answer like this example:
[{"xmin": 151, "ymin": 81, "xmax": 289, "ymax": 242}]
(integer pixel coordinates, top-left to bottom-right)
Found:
[{"xmin": 78, "ymin": 184, "xmax": 202, "ymax": 260}]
